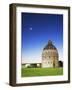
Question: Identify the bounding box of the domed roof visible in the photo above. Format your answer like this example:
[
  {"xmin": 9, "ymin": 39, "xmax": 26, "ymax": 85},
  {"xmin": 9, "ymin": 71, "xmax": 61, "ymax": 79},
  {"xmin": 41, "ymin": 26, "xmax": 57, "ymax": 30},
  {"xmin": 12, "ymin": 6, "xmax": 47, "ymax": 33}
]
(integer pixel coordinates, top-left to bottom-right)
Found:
[{"xmin": 43, "ymin": 40, "xmax": 57, "ymax": 50}]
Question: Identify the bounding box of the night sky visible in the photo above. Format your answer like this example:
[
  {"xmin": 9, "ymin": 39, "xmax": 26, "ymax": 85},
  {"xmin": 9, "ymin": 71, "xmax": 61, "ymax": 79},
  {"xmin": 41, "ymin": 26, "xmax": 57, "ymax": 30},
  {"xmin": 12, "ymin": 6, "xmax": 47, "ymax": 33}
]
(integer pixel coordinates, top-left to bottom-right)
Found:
[{"xmin": 21, "ymin": 13, "xmax": 63, "ymax": 63}]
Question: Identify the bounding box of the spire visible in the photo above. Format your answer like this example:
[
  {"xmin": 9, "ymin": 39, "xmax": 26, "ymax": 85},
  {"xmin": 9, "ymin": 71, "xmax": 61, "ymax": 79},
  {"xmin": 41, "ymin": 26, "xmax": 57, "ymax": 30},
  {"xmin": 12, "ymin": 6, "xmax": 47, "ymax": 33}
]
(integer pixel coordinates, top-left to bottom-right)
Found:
[{"xmin": 48, "ymin": 40, "xmax": 52, "ymax": 45}]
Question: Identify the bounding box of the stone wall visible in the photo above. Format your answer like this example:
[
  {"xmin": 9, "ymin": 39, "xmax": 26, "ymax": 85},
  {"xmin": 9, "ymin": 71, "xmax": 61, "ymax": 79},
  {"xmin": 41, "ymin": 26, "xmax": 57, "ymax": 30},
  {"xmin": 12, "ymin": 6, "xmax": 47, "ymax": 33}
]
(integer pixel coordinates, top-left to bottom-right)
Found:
[{"xmin": 42, "ymin": 49, "xmax": 59, "ymax": 68}]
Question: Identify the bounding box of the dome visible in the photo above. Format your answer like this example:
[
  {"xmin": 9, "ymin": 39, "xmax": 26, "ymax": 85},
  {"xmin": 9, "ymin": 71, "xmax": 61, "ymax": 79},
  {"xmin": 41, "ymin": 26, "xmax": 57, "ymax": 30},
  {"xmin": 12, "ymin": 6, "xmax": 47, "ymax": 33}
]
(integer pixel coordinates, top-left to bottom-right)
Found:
[{"xmin": 43, "ymin": 40, "xmax": 57, "ymax": 50}]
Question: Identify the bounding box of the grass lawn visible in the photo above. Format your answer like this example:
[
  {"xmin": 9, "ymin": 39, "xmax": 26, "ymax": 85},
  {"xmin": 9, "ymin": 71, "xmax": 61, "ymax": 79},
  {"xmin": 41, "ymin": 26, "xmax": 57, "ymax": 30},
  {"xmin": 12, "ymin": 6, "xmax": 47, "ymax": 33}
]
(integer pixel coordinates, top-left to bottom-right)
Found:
[{"xmin": 21, "ymin": 67, "xmax": 63, "ymax": 77}]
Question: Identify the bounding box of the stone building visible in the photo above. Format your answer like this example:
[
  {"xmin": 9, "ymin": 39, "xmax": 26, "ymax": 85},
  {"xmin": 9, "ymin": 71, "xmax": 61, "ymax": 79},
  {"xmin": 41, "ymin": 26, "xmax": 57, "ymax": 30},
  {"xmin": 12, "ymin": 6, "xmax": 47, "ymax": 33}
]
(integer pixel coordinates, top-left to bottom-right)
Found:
[{"xmin": 42, "ymin": 40, "xmax": 59, "ymax": 68}]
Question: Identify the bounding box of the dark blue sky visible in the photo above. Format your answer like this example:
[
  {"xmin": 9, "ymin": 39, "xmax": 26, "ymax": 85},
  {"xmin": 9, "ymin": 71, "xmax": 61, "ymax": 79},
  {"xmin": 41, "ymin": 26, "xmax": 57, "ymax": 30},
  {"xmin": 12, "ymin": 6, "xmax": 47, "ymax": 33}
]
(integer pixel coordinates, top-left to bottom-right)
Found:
[{"xmin": 21, "ymin": 13, "xmax": 63, "ymax": 62}]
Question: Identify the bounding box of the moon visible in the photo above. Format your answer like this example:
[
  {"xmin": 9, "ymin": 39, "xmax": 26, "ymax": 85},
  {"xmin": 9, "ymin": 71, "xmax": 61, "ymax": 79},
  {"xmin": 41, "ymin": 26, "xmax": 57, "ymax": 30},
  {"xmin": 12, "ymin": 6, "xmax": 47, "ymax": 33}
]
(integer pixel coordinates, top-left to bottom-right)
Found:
[{"xmin": 29, "ymin": 27, "xmax": 32, "ymax": 30}]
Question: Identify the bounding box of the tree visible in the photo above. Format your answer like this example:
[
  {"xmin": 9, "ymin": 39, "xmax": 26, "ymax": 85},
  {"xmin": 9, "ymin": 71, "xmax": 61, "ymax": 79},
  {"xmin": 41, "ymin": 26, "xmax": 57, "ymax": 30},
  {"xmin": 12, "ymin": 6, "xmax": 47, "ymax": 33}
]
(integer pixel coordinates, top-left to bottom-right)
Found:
[{"xmin": 58, "ymin": 61, "xmax": 63, "ymax": 67}]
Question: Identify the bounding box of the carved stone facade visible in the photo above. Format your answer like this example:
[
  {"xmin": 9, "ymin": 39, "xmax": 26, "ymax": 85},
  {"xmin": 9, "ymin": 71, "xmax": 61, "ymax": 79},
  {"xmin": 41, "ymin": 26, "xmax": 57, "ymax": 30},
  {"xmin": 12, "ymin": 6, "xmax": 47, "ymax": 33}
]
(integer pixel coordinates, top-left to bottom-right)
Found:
[{"xmin": 42, "ymin": 40, "xmax": 59, "ymax": 68}]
